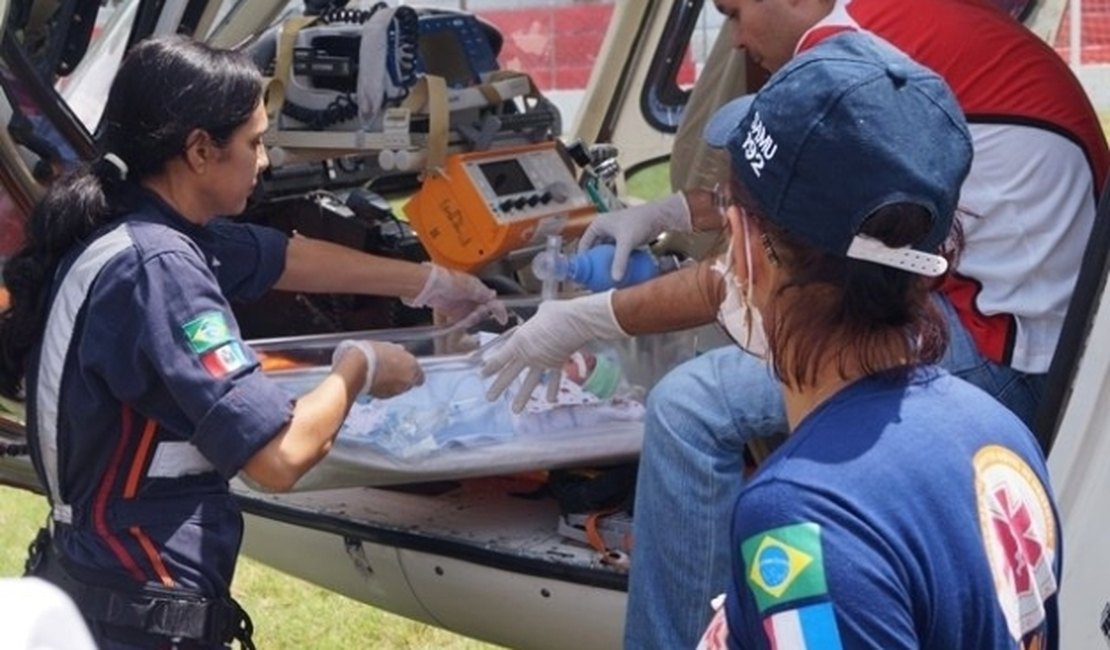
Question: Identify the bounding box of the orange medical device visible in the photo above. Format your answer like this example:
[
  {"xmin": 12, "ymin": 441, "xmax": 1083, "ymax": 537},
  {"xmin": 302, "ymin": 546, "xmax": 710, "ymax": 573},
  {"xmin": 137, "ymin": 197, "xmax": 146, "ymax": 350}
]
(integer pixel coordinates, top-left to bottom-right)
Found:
[{"xmin": 404, "ymin": 141, "xmax": 596, "ymax": 272}]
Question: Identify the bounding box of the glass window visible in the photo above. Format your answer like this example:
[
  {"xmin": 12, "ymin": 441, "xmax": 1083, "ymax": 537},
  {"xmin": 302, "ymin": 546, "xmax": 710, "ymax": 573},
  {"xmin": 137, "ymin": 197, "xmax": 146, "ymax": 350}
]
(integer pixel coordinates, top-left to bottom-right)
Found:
[{"xmin": 641, "ymin": 0, "xmax": 721, "ymax": 133}]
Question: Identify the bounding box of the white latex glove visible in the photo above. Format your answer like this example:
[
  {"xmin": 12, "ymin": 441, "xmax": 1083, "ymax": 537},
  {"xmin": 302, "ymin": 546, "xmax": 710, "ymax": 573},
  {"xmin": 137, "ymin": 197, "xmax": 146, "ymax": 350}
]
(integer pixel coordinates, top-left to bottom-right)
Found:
[
  {"xmin": 332, "ymin": 340, "xmax": 424, "ymax": 398},
  {"xmin": 577, "ymin": 192, "xmax": 692, "ymax": 282},
  {"xmin": 404, "ymin": 263, "xmax": 509, "ymax": 328},
  {"xmin": 481, "ymin": 291, "xmax": 629, "ymax": 413}
]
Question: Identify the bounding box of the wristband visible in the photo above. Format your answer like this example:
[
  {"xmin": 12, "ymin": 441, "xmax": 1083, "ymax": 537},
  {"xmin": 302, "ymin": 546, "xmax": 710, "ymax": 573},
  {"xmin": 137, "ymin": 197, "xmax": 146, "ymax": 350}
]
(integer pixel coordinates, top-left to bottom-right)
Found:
[{"xmin": 332, "ymin": 340, "xmax": 379, "ymax": 395}]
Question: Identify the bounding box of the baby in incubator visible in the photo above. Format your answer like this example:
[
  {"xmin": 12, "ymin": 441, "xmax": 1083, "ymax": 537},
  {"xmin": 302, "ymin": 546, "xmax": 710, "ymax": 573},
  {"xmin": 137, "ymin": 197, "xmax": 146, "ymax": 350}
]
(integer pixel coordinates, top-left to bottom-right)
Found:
[{"xmin": 339, "ymin": 343, "xmax": 645, "ymax": 459}]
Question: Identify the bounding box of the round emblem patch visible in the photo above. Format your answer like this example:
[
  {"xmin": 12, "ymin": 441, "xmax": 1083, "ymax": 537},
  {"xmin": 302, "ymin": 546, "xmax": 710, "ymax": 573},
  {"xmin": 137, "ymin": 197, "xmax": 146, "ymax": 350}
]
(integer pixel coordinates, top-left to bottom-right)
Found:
[{"xmin": 974, "ymin": 445, "xmax": 1058, "ymax": 641}]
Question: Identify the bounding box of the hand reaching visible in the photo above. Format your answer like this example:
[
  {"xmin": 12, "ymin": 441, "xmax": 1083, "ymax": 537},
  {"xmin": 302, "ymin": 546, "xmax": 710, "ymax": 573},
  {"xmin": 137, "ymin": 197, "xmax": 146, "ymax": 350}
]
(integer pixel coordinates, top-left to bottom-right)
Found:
[
  {"xmin": 577, "ymin": 192, "xmax": 691, "ymax": 281},
  {"xmin": 332, "ymin": 340, "xmax": 424, "ymax": 398},
  {"xmin": 481, "ymin": 291, "xmax": 628, "ymax": 412},
  {"xmin": 405, "ymin": 263, "xmax": 509, "ymax": 328}
]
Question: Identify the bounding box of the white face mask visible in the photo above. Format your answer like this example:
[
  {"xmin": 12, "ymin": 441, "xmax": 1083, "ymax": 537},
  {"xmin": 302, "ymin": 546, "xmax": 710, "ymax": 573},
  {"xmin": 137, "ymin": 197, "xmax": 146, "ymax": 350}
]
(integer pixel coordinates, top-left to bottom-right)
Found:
[{"xmin": 714, "ymin": 214, "xmax": 770, "ymax": 359}]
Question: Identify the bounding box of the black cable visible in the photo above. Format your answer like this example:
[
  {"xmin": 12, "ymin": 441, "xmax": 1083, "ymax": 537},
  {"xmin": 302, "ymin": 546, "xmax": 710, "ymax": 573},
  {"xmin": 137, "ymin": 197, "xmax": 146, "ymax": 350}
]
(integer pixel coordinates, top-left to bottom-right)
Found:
[
  {"xmin": 281, "ymin": 92, "xmax": 359, "ymax": 130},
  {"xmin": 316, "ymin": 3, "xmax": 386, "ymax": 25},
  {"xmin": 304, "ymin": 0, "xmax": 351, "ymax": 16}
]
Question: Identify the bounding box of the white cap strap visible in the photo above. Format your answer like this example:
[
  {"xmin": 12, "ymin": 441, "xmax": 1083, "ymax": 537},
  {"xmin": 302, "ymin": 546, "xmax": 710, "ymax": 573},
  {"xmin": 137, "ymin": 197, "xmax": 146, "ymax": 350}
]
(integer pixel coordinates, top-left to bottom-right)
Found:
[{"xmin": 846, "ymin": 235, "xmax": 948, "ymax": 277}]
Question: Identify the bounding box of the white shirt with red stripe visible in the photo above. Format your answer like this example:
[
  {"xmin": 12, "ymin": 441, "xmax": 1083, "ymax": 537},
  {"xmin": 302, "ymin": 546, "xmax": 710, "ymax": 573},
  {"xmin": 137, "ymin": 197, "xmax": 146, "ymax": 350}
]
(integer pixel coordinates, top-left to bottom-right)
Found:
[{"xmin": 797, "ymin": 0, "xmax": 1109, "ymax": 373}]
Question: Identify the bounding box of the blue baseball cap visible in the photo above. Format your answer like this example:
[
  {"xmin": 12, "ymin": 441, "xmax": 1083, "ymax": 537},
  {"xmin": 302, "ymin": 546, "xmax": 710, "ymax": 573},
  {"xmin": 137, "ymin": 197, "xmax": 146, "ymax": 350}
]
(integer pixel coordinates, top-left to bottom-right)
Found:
[{"xmin": 704, "ymin": 32, "xmax": 972, "ymax": 276}]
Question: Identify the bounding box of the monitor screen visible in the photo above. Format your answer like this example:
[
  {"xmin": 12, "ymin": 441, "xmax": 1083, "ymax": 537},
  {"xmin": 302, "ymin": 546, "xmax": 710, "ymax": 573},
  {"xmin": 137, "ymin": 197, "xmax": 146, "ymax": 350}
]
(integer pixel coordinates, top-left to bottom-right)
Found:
[
  {"xmin": 479, "ymin": 159, "xmax": 535, "ymax": 196},
  {"xmin": 419, "ymin": 30, "xmax": 476, "ymax": 87}
]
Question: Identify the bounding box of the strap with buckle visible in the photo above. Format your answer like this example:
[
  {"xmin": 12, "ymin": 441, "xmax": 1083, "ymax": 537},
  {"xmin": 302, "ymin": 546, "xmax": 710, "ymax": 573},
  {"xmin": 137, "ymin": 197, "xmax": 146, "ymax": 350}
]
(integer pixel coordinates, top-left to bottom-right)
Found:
[{"xmin": 30, "ymin": 532, "xmax": 255, "ymax": 648}]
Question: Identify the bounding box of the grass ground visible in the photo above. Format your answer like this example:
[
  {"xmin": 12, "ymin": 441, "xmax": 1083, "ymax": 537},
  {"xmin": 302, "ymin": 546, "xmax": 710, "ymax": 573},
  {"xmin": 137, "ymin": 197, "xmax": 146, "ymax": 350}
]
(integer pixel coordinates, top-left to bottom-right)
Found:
[{"xmin": 0, "ymin": 485, "xmax": 499, "ymax": 649}]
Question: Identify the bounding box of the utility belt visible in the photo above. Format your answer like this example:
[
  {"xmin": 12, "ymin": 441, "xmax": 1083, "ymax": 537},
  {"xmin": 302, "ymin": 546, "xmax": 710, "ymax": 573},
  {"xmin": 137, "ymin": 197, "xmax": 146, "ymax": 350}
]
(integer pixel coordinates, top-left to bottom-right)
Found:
[{"xmin": 24, "ymin": 527, "xmax": 256, "ymax": 649}]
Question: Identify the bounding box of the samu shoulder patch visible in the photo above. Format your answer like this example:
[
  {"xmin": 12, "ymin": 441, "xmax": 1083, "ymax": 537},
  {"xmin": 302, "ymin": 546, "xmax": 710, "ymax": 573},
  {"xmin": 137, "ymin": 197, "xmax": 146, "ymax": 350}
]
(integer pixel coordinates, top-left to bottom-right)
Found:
[
  {"xmin": 742, "ymin": 522, "xmax": 828, "ymax": 613},
  {"xmin": 973, "ymin": 445, "xmax": 1058, "ymax": 641}
]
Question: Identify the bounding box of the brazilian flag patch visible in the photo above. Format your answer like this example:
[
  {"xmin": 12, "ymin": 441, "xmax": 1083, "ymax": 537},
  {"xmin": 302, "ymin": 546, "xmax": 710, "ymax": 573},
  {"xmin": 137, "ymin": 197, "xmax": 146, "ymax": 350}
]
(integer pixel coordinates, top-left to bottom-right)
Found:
[
  {"xmin": 182, "ymin": 311, "xmax": 233, "ymax": 354},
  {"xmin": 742, "ymin": 522, "xmax": 828, "ymax": 613}
]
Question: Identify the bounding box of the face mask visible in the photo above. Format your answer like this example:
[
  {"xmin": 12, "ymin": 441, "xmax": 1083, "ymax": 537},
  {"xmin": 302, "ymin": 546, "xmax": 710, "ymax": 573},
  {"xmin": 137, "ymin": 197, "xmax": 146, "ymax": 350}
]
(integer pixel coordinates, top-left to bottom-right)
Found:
[{"xmin": 713, "ymin": 214, "xmax": 771, "ymax": 359}]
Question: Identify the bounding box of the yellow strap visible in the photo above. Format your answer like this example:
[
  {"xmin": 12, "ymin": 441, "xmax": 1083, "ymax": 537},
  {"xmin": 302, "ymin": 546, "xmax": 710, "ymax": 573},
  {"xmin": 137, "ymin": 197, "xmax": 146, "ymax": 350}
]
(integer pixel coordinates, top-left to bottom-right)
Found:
[
  {"xmin": 264, "ymin": 16, "xmax": 317, "ymax": 124},
  {"xmin": 402, "ymin": 75, "xmax": 449, "ymax": 172},
  {"xmin": 424, "ymin": 75, "xmax": 448, "ymax": 172},
  {"xmin": 410, "ymin": 71, "xmax": 538, "ymax": 171}
]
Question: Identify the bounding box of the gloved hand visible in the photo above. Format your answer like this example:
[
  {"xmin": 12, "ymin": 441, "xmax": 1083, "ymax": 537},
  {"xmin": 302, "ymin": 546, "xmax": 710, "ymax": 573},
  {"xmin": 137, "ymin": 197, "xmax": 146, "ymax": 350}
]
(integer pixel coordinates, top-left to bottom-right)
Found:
[
  {"xmin": 332, "ymin": 340, "xmax": 424, "ymax": 398},
  {"xmin": 481, "ymin": 291, "xmax": 628, "ymax": 413},
  {"xmin": 577, "ymin": 192, "xmax": 691, "ymax": 282},
  {"xmin": 404, "ymin": 263, "xmax": 509, "ymax": 328}
]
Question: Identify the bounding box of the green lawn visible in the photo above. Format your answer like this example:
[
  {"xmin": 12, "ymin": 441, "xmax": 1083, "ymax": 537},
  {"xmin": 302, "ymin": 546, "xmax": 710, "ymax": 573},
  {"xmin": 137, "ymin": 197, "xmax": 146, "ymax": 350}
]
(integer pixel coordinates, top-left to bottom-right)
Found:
[{"xmin": 0, "ymin": 485, "xmax": 499, "ymax": 649}]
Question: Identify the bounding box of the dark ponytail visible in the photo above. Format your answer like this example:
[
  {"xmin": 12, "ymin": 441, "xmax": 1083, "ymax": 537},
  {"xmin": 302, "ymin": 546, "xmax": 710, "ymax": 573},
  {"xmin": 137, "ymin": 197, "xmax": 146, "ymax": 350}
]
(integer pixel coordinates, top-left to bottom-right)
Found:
[
  {"xmin": 0, "ymin": 157, "xmax": 127, "ymax": 397},
  {"xmin": 0, "ymin": 35, "xmax": 262, "ymax": 398}
]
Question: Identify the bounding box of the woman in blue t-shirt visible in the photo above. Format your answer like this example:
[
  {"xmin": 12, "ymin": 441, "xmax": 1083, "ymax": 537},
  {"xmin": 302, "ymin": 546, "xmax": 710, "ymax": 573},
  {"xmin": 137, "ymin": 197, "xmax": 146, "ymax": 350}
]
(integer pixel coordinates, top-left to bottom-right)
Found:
[{"xmin": 696, "ymin": 33, "xmax": 1062, "ymax": 650}]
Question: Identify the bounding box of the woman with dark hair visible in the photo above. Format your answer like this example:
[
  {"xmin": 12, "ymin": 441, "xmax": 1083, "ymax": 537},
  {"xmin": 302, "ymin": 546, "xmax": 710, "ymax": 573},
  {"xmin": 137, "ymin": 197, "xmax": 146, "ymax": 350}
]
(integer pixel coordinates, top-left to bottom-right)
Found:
[
  {"xmin": 697, "ymin": 34, "xmax": 1062, "ymax": 650},
  {"xmin": 0, "ymin": 35, "xmax": 502, "ymax": 649}
]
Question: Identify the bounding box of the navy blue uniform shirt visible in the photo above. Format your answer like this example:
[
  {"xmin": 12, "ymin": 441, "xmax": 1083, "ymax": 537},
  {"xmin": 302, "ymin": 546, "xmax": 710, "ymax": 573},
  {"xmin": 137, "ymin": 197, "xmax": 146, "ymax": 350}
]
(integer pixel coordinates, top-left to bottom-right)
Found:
[
  {"xmin": 719, "ymin": 368, "xmax": 1061, "ymax": 650},
  {"xmin": 27, "ymin": 186, "xmax": 294, "ymax": 596}
]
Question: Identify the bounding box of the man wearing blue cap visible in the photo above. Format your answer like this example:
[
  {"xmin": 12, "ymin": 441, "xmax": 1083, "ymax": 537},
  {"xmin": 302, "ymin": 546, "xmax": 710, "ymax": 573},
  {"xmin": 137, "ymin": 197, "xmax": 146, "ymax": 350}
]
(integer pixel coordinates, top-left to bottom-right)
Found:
[
  {"xmin": 691, "ymin": 31, "xmax": 1059, "ymax": 650},
  {"xmin": 481, "ymin": 1, "xmax": 1098, "ymax": 647}
]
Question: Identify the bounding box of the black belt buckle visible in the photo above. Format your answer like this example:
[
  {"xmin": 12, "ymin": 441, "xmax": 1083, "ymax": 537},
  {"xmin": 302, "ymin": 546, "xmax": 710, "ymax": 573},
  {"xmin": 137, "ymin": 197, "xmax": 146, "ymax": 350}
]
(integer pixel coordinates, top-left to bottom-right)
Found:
[
  {"xmin": 204, "ymin": 598, "xmax": 234, "ymax": 644},
  {"xmin": 219, "ymin": 598, "xmax": 255, "ymax": 650},
  {"xmin": 23, "ymin": 527, "xmax": 51, "ymax": 576}
]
